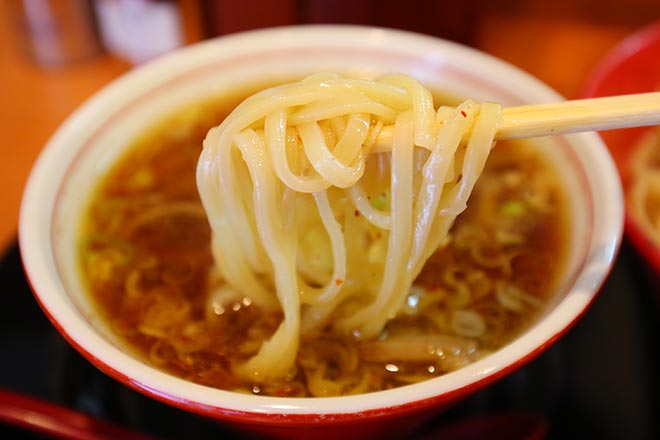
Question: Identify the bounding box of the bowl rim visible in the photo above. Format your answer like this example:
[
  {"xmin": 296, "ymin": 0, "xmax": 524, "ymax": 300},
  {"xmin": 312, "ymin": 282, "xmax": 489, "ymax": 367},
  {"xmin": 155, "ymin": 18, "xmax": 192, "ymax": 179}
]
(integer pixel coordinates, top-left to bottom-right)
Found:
[
  {"xmin": 580, "ymin": 19, "xmax": 660, "ymax": 277},
  {"xmin": 581, "ymin": 19, "xmax": 660, "ymax": 99},
  {"xmin": 19, "ymin": 24, "xmax": 624, "ymax": 423}
]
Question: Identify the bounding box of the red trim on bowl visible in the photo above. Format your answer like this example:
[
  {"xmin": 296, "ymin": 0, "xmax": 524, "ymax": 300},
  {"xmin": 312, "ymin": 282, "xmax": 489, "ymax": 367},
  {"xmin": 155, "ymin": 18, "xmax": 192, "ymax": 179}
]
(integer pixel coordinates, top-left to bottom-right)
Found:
[
  {"xmin": 21, "ymin": 28, "xmax": 617, "ymax": 433},
  {"xmin": 581, "ymin": 19, "xmax": 660, "ymax": 279},
  {"xmin": 23, "ymin": 261, "xmax": 610, "ymax": 430}
]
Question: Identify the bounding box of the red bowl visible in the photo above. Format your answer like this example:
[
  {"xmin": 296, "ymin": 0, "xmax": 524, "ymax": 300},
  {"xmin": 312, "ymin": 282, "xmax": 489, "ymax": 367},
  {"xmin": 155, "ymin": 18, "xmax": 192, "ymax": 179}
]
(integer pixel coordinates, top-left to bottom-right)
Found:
[
  {"xmin": 19, "ymin": 25, "xmax": 622, "ymax": 439},
  {"xmin": 581, "ymin": 20, "xmax": 660, "ymax": 283}
]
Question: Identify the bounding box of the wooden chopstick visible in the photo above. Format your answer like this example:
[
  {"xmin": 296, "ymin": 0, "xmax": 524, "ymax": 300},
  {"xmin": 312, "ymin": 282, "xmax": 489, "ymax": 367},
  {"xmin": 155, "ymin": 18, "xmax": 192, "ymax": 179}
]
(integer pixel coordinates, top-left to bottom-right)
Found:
[
  {"xmin": 498, "ymin": 92, "xmax": 660, "ymax": 140},
  {"xmin": 370, "ymin": 91, "xmax": 660, "ymax": 151}
]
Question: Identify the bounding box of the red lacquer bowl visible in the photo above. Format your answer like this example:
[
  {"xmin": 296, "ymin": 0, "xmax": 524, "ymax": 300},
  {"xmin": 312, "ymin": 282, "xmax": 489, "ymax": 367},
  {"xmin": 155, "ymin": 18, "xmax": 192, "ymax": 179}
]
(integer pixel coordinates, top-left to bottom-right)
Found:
[
  {"xmin": 582, "ymin": 20, "xmax": 660, "ymax": 287},
  {"xmin": 19, "ymin": 26, "xmax": 623, "ymax": 439}
]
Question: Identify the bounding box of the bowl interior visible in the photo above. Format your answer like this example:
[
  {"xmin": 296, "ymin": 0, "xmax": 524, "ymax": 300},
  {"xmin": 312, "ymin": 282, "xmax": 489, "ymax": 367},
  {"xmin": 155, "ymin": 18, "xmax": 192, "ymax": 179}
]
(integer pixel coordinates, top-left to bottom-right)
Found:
[{"xmin": 20, "ymin": 26, "xmax": 622, "ymax": 421}]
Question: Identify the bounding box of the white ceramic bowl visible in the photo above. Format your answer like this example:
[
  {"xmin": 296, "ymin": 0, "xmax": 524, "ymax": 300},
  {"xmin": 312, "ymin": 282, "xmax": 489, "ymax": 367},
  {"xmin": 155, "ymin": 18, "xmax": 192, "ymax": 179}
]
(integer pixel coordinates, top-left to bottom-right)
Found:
[{"xmin": 19, "ymin": 25, "xmax": 623, "ymax": 439}]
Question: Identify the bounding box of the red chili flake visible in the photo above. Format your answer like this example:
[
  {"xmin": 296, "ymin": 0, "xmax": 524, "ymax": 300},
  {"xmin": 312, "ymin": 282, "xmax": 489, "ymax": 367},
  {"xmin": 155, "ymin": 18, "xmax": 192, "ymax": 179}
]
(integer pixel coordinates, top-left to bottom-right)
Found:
[
  {"xmin": 276, "ymin": 386, "xmax": 292, "ymax": 397},
  {"xmin": 335, "ymin": 279, "xmax": 343, "ymax": 286},
  {"xmin": 460, "ymin": 110, "xmax": 467, "ymax": 117},
  {"xmin": 354, "ymin": 209, "xmax": 360, "ymax": 217}
]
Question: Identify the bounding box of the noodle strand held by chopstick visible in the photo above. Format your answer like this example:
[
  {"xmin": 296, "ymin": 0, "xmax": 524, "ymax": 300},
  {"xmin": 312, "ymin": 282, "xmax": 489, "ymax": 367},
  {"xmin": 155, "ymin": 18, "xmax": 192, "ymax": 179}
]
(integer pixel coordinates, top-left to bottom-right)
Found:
[{"xmin": 197, "ymin": 73, "xmax": 502, "ymax": 381}]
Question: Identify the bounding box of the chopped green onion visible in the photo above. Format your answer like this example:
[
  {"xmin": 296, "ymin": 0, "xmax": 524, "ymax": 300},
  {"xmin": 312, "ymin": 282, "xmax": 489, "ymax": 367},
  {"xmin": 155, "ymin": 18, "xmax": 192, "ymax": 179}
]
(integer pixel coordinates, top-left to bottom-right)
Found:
[
  {"xmin": 370, "ymin": 192, "xmax": 388, "ymax": 211},
  {"xmin": 499, "ymin": 200, "xmax": 525, "ymax": 216}
]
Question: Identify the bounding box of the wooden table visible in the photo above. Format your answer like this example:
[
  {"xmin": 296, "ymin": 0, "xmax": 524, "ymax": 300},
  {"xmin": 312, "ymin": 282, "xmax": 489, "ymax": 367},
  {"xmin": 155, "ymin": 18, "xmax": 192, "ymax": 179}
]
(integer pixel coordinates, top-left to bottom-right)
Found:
[
  {"xmin": 0, "ymin": 1, "xmax": 655, "ymax": 252},
  {"xmin": 0, "ymin": 2, "xmax": 130, "ymax": 252}
]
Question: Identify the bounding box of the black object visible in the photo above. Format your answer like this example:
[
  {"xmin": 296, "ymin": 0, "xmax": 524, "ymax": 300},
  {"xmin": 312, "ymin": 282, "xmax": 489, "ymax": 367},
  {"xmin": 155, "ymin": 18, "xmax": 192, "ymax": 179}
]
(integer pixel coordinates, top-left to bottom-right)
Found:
[{"xmin": 1, "ymin": 239, "xmax": 659, "ymax": 439}]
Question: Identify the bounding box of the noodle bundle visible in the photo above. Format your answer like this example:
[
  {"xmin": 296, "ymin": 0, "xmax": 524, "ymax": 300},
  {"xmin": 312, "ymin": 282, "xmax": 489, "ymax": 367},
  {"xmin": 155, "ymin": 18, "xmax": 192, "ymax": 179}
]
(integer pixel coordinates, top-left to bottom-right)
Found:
[{"xmin": 196, "ymin": 73, "xmax": 503, "ymax": 381}]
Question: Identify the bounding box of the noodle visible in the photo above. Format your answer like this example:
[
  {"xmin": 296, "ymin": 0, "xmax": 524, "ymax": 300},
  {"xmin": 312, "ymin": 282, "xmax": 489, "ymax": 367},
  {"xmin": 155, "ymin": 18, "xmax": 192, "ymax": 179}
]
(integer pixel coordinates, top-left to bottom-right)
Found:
[
  {"xmin": 629, "ymin": 127, "xmax": 660, "ymax": 242},
  {"xmin": 197, "ymin": 73, "xmax": 503, "ymax": 381}
]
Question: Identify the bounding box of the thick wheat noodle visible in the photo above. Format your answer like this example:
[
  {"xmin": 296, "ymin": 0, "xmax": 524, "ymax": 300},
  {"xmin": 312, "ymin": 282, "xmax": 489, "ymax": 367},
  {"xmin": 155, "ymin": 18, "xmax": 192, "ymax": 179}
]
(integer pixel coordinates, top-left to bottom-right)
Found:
[{"xmin": 197, "ymin": 73, "xmax": 503, "ymax": 381}]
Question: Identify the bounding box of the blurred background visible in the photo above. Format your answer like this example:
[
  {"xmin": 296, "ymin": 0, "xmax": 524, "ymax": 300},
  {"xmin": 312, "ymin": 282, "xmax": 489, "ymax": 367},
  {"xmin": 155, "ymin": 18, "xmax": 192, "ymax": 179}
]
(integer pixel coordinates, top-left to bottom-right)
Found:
[
  {"xmin": 2, "ymin": 0, "xmax": 660, "ymax": 252},
  {"xmin": 1, "ymin": 1, "xmax": 660, "ymax": 439}
]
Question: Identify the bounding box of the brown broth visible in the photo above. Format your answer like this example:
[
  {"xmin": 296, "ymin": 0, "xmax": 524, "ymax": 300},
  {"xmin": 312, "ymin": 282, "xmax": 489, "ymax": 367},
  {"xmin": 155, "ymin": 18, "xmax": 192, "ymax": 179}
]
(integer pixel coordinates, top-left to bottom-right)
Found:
[{"xmin": 79, "ymin": 90, "xmax": 569, "ymax": 397}]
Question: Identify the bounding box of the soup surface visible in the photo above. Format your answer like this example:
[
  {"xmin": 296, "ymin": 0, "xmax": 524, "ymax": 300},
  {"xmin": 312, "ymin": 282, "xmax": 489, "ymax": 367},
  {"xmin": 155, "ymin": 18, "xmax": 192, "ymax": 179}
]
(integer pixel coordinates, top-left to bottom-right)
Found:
[{"xmin": 79, "ymin": 89, "xmax": 569, "ymax": 397}]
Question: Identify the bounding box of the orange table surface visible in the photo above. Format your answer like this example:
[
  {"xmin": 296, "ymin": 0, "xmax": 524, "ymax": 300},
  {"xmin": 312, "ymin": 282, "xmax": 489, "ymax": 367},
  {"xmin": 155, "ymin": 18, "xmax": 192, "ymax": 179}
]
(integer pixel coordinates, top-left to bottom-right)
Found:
[{"xmin": 0, "ymin": 4, "xmax": 651, "ymax": 253}]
